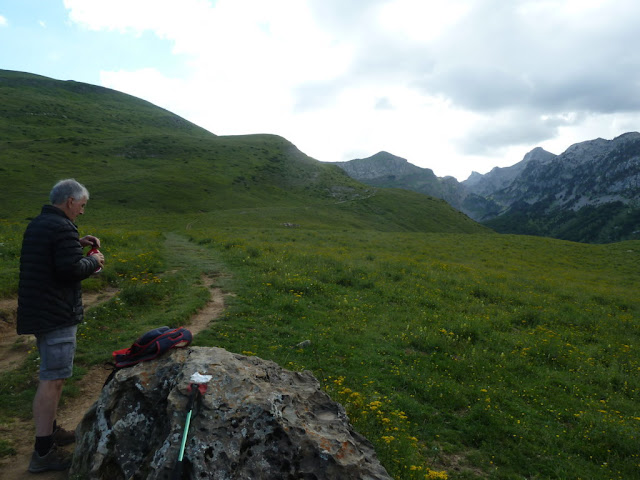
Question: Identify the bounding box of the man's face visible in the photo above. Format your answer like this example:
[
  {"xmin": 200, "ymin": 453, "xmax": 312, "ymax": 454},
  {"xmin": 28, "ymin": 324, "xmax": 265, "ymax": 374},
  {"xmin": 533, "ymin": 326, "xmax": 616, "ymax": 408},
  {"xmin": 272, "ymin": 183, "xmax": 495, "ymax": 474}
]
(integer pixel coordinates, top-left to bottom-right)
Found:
[{"xmin": 65, "ymin": 196, "xmax": 87, "ymax": 221}]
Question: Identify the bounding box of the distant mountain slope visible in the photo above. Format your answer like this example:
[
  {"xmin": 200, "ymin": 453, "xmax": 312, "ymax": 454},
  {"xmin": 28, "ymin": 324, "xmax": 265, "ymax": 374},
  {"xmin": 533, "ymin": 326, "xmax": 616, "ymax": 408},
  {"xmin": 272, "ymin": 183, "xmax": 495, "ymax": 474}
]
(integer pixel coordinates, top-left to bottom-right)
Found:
[
  {"xmin": 483, "ymin": 133, "xmax": 640, "ymax": 243},
  {"xmin": 489, "ymin": 134, "xmax": 639, "ymax": 210},
  {"xmin": 0, "ymin": 69, "xmax": 488, "ymax": 235},
  {"xmin": 334, "ymin": 134, "xmax": 640, "ymax": 243},
  {"xmin": 334, "ymin": 152, "xmax": 469, "ymax": 213}
]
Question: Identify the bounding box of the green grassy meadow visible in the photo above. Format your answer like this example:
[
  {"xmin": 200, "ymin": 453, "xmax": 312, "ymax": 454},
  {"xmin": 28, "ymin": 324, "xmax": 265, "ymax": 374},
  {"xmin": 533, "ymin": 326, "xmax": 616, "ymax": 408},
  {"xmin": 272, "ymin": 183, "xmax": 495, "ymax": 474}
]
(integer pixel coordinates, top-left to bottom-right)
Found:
[
  {"xmin": 187, "ymin": 228, "xmax": 640, "ymax": 479},
  {"xmin": 1, "ymin": 70, "xmax": 639, "ymax": 479},
  {"xmin": 2, "ymin": 219, "xmax": 638, "ymax": 479}
]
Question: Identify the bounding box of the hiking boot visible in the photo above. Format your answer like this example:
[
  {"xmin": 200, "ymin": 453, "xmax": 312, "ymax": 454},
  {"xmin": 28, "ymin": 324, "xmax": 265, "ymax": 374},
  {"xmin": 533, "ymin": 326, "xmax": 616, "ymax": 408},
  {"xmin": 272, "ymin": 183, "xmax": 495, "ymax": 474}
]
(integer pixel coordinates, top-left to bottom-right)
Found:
[
  {"xmin": 28, "ymin": 444, "xmax": 72, "ymax": 473},
  {"xmin": 52, "ymin": 424, "xmax": 76, "ymax": 446}
]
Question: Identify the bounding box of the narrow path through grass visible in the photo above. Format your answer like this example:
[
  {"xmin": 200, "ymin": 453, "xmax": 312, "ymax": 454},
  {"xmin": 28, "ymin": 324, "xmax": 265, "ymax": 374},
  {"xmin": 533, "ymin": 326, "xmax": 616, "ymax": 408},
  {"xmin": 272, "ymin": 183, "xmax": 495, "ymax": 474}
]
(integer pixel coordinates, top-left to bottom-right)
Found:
[
  {"xmin": 164, "ymin": 232, "xmax": 227, "ymax": 275},
  {"xmin": 0, "ymin": 232, "xmax": 231, "ymax": 479}
]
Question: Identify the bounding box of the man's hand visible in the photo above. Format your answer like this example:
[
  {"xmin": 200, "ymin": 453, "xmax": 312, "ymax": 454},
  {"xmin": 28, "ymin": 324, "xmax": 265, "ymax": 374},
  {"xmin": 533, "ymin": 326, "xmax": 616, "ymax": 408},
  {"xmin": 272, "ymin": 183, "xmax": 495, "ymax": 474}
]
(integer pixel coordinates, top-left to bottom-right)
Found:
[
  {"xmin": 80, "ymin": 235, "xmax": 101, "ymax": 248},
  {"xmin": 92, "ymin": 251, "xmax": 105, "ymax": 267}
]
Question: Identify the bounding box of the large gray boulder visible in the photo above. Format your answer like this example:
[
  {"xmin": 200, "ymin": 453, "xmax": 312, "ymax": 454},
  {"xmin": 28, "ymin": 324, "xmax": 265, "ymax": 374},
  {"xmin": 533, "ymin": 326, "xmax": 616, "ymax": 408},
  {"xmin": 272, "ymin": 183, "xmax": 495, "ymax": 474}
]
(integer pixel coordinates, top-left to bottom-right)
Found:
[{"xmin": 70, "ymin": 346, "xmax": 392, "ymax": 480}]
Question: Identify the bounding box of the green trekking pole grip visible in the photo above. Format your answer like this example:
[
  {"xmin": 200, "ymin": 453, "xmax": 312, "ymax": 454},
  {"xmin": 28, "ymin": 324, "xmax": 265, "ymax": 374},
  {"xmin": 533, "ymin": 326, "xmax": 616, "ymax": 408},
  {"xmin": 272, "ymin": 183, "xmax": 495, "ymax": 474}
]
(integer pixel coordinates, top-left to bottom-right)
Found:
[
  {"xmin": 172, "ymin": 372, "xmax": 211, "ymax": 480},
  {"xmin": 172, "ymin": 386, "xmax": 196, "ymax": 480}
]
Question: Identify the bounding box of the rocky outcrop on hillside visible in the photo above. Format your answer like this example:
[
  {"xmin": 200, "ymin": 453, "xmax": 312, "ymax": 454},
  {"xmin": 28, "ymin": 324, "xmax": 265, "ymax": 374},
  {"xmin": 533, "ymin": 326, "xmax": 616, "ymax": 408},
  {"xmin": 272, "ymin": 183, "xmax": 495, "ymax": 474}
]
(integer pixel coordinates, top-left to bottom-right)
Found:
[{"xmin": 71, "ymin": 347, "xmax": 391, "ymax": 480}]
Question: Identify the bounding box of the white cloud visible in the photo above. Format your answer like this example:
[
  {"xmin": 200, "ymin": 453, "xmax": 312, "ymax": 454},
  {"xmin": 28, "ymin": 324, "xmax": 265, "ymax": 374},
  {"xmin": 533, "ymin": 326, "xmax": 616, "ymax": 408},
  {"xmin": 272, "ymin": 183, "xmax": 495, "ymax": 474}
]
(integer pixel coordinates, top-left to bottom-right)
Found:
[
  {"xmin": 79, "ymin": 1, "xmax": 354, "ymax": 137},
  {"xmin": 376, "ymin": 0, "xmax": 472, "ymax": 42},
  {"xmin": 64, "ymin": 0, "xmax": 640, "ymax": 180},
  {"xmin": 0, "ymin": 15, "xmax": 8, "ymax": 27},
  {"xmin": 456, "ymin": 109, "xmax": 579, "ymax": 156},
  {"xmin": 421, "ymin": 0, "xmax": 640, "ymax": 113},
  {"xmin": 64, "ymin": 0, "xmax": 210, "ymax": 36}
]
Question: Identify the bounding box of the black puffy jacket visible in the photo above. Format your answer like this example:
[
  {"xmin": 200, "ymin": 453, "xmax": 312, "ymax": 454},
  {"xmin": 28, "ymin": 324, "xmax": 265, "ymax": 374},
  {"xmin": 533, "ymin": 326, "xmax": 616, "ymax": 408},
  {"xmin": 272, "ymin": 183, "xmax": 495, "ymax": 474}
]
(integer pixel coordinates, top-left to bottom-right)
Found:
[{"xmin": 17, "ymin": 205, "xmax": 99, "ymax": 335}]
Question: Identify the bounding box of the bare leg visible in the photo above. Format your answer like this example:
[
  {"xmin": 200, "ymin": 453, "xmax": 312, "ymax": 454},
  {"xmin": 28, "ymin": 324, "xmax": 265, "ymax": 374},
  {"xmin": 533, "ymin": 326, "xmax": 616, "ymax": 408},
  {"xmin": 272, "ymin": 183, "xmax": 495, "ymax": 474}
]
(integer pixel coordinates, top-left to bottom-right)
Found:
[{"xmin": 33, "ymin": 379, "xmax": 64, "ymax": 437}]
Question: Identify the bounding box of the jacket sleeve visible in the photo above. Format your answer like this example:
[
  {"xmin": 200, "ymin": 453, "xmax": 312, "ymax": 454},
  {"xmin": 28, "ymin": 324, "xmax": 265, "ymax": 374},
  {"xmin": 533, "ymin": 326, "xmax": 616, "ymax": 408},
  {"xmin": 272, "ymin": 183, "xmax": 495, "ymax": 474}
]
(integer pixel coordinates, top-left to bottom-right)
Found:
[{"xmin": 51, "ymin": 222, "xmax": 99, "ymax": 281}]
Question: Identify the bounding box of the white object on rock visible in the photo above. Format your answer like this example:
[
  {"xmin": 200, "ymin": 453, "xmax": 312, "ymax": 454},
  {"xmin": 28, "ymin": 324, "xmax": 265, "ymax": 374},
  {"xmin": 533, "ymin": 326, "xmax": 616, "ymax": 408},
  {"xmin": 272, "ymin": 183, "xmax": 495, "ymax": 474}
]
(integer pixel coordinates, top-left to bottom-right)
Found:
[{"xmin": 190, "ymin": 372, "xmax": 212, "ymax": 384}]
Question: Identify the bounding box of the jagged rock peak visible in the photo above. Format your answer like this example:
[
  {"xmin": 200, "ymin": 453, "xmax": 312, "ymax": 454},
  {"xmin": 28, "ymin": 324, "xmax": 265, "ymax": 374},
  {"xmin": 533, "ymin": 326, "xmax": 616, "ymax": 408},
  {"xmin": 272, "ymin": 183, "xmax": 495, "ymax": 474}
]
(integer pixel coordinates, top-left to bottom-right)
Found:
[
  {"xmin": 521, "ymin": 146, "xmax": 557, "ymax": 164},
  {"xmin": 464, "ymin": 171, "xmax": 484, "ymax": 184},
  {"xmin": 366, "ymin": 151, "xmax": 407, "ymax": 162},
  {"xmin": 71, "ymin": 346, "xmax": 392, "ymax": 480}
]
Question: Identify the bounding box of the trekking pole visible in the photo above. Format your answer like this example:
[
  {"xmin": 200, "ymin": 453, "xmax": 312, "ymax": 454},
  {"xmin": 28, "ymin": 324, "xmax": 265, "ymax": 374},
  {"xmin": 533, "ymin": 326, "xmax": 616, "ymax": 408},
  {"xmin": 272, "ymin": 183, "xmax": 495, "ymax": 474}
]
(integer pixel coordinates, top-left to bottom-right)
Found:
[{"xmin": 172, "ymin": 372, "xmax": 212, "ymax": 480}]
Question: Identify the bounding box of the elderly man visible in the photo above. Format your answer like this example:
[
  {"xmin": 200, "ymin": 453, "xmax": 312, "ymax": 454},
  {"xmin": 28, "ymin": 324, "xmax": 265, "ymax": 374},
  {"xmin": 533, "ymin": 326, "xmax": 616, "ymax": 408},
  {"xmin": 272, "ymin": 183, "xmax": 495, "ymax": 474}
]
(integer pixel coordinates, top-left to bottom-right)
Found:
[{"xmin": 17, "ymin": 179, "xmax": 105, "ymax": 473}]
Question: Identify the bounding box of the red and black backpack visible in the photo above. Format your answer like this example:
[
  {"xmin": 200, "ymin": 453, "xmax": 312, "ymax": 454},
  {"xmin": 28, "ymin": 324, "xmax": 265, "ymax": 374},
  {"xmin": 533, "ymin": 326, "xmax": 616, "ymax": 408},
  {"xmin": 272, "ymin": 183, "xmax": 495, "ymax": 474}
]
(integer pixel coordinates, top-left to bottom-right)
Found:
[{"xmin": 112, "ymin": 326, "xmax": 193, "ymax": 368}]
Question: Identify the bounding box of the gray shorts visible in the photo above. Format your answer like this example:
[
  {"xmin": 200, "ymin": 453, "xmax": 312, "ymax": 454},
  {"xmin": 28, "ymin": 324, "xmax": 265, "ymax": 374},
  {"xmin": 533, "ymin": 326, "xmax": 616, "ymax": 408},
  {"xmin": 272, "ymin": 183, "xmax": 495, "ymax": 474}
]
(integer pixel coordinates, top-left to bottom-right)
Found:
[{"xmin": 36, "ymin": 325, "xmax": 78, "ymax": 381}]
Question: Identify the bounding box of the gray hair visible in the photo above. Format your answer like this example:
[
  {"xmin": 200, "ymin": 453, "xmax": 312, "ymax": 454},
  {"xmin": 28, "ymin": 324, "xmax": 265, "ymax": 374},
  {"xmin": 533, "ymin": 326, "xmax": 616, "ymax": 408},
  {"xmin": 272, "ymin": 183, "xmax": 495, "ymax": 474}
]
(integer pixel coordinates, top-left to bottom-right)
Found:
[{"xmin": 50, "ymin": 179, "xmax": 90, "ymax": 205}]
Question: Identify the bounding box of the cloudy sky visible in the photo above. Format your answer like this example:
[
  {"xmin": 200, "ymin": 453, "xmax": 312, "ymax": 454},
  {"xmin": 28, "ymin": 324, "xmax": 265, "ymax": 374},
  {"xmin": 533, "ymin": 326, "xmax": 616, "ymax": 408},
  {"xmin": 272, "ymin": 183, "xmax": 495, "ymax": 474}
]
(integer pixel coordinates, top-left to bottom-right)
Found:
[{"xmin": 1, "ymin": 0, "xmax": 639, "ymax": 180}]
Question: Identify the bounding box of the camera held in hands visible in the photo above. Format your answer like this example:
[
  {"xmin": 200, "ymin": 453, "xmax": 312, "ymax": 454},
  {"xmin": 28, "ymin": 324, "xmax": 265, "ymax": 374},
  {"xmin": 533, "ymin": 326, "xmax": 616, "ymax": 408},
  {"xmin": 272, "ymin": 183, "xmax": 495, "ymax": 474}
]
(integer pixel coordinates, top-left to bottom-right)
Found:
[{"xmin": 86, "ymin": 246, "xmax": 103, "ymax": 273}]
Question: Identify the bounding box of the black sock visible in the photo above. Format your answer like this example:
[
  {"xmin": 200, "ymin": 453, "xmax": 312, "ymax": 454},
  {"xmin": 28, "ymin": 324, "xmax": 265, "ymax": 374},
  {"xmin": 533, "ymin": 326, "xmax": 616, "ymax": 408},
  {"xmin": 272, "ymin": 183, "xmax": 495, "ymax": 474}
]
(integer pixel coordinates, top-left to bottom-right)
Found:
[{"xmin": 35, "ymin": 435, "xmax": 54, "ymax": 457}]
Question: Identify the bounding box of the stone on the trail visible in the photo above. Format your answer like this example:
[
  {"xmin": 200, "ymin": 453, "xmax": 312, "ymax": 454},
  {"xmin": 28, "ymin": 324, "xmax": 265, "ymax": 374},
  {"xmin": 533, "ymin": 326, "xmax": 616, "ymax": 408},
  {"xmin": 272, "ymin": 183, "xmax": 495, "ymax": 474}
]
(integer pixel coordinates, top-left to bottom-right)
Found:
[{"xmin": 70, "ymin": 346, "xmax": 392, "ymax": 480}]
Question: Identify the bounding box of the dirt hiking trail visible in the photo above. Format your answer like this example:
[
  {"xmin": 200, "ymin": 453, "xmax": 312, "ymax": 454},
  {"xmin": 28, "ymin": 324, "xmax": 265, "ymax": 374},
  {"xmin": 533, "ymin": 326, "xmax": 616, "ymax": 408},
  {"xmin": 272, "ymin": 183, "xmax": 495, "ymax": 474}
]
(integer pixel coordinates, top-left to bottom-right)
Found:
[{"xmin": 0, "ymin": 234, "xmax": 229, "ymax": 479}]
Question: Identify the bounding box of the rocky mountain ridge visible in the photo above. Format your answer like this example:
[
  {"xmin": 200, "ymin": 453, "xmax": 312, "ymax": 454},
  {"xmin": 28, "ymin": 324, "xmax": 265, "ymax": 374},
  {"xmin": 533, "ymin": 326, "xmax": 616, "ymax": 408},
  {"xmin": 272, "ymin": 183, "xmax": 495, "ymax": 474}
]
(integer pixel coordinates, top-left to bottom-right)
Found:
[
  {"xmin": 332, "ymin": 132, "xmax": 640, "ymax": 243},
  {"xmin": 484, "ymin": 133, "xmax": 640, "ymax": 213},
  {"xmin": 334, "ymin": 151, "xmax": 425, "ymax": 179},
  {"xmin": 463, "ymin": 146, "xmax": 558, "ymax": 198}
]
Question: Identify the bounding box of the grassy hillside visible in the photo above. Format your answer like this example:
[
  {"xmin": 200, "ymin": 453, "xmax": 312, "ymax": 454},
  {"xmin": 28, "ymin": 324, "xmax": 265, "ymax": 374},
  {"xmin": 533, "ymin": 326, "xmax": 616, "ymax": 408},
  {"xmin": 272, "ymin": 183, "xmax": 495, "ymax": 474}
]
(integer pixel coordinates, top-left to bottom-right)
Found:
[
  {"xmin": 1, "ymin": 70, "xmax": 638, "ymax": 479},
  {"xmin": 0, "ymin": 69, "xmax": 485, "ymax": 235}
]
